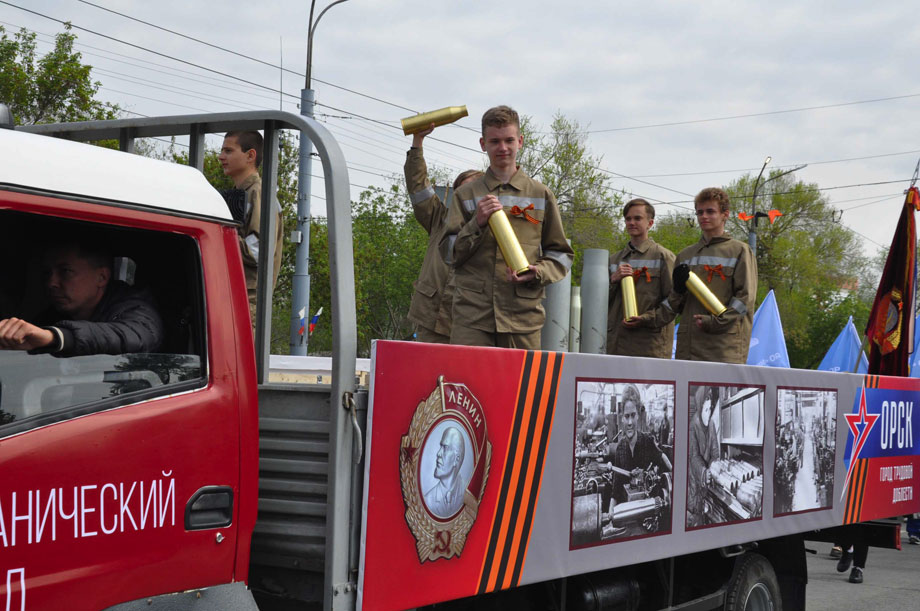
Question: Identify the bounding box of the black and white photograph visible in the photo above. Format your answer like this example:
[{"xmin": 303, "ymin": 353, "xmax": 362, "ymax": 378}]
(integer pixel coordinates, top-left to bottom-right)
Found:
[
  {"xmin": 571, "ymin": 380, "xmax": 674, "ymax": 548},
  {"xmin": 686, "ymin": 384, "xmax": 765, "ymax": 530},
  {"xmin": 773, "ymin": 388, "xmax": 837, "ymax": 516}
]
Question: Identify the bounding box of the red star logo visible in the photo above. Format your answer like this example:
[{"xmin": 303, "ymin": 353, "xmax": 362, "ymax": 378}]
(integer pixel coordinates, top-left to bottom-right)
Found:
[{"xmin": 841, "ymin": 387, "xmax": 880, "ymax": 499}]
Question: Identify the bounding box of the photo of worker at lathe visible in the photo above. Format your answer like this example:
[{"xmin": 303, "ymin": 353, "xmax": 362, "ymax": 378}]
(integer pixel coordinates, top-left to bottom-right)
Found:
[
  {"xmin": 686, "ymin": 383, "xmax": 765, "ymax": 530},
  {"xmin": 773, "ymin": 387, "xmax": 837, "ymax": 516},
  {"xmin": 571, "ymin": 380, "xmax": 674, "ymax": 548}
]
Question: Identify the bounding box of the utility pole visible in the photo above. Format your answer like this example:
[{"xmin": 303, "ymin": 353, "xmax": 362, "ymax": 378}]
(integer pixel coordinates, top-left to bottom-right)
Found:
[{"xmin": 290, "ymin": 0, "xmax": 350, "ymax": 354}]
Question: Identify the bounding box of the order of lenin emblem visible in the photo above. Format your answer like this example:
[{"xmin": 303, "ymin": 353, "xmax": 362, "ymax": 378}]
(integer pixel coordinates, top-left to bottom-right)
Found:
[{"xmin": 400, "ymin": 376, "xmax": 492, "ymax": 563}]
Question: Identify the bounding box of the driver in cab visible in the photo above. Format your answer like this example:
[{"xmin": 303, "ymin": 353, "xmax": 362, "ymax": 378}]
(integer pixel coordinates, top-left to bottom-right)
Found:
[{"xmin": 0, "ymin": 241, "xmax": 163, "ymax": 357}]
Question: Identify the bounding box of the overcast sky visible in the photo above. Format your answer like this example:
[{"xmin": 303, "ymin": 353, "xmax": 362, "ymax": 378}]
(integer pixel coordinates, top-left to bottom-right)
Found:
[{"xmin": 6, "ymin": 0, "xmax": 920, "ymax": 256}]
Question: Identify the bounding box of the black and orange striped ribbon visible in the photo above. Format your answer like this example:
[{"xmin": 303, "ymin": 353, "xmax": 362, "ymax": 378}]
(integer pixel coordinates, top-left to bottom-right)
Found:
[
  {"xmin": 476, "ymin": 350, "xmax": 564, "ymax": 594},
  {"xmin": 844, "ymin": 458, "xmax": 869, "ymax": 524}
]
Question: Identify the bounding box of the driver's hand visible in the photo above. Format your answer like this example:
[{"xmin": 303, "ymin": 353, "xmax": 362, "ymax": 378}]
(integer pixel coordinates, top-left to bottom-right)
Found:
[{"xmin": 0, "ymin": 318, "xmax": 55, "ymax": 351}]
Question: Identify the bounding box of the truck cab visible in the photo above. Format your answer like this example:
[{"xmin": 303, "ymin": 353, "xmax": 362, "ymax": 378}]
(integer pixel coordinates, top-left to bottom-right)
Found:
[{"xmin": 0, "ymin": 126, "xmax": 264, "ymax": 609}]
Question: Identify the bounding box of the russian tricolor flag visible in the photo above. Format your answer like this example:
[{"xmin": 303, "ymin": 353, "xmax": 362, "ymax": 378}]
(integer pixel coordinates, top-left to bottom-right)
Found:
[{"xmin": 308, "ymin": 307, "xmax": 323, "ymax": 336}]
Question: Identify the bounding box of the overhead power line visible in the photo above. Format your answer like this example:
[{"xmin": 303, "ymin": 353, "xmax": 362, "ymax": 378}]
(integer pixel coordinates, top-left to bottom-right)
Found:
[
  {"xmin": 595, "ymin": 166, "xmax": 694, "ymax": 198},
  {"xmin": 627, "ymin": 150, "xmax": 920, "ymax": 179},
  {"xmin": 100, "ymin": 86, "xmax": 217, "ymax": 113},
  {"xmin": 76, "ymin": 0, "xmax": 417, "ymax": 112},
  {"xmin": 578, "ymin": 93, "xmax": 920, "ymax": 134},
  {"xmin": 839, "ymin": 194, "xmax": 904, "ymax": 212},
  {"xmin": 94, "ymin": 68, "xmax": 263, "ymax": 111},
  {"xmin": 660, "ymin": 178, "xmax": 913, "ymax": 206}
]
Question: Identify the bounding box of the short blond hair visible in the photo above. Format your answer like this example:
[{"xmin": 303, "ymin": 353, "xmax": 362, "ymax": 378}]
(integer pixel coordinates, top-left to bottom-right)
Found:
[{"xmin": 481, "ymin": 105, "xmax": 520, "ymax": 135}]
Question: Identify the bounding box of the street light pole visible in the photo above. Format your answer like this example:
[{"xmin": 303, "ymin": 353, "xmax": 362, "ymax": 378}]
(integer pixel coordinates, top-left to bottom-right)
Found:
[
  {"xmin": 290, "ymin": 0, "xmax": 350, "ymax": 354},
  {"xmin": 748, "ymin": 156, "xmax": 771, "ymax": 254},
  {"xmin": 748, "ymin": 158, "xmax": 808, "ymax": 257}
]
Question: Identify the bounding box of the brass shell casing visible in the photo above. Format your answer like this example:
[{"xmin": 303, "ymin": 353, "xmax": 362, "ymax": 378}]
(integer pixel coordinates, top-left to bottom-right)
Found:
[
  {"xmin": 401, "ymin": 106, "xmax": 469, "ymax": 135},
  {"xmin": 488, "ymin": 210, "xmax": 530, "ymax": 274},
  {"xmin": 686, "ymin": 271, "xmax": 728, "ymax": 316},
  {"xmin": 621, "ymin": 275, "xmax": 639, "ymax": 320}
]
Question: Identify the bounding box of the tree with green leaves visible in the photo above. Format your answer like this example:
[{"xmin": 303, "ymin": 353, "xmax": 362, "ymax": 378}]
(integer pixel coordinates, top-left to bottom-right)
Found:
[
  {"xmin": 0, "ymin": 24, "xmax": 118, "ymax": 125},
  {"xmin": 518, "ymin": 112, "xmax": 624, "ymax": 282}
]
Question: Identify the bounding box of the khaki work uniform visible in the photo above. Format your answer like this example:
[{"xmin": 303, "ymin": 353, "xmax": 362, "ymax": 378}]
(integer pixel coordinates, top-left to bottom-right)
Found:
[
  {"xmin": 239, "ymin": 173, "xmax": 284, "ymax": 324},
  {"xmin": 405, "ymin": 147, "xmax": 452, "ymax": 344},
  {"xmin": 440, "ymin": 167, "xmax": 573, "ymax": 349},
  {"xmin": 606, "ymin": 238, "xmax": 676, "ymax": 358},
  {"xmin": 665, "ymin": 233, "xmax": 757, "ymax": 364}
]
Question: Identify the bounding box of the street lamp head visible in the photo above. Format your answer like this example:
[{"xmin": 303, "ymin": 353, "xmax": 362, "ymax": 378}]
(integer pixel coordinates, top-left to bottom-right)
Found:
[{"xmin": 764, "ymin": 156, "xmax": 772, "ymax": 166}]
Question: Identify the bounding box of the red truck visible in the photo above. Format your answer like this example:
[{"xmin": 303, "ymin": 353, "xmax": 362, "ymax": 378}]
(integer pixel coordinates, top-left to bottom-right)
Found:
[{"xmin": 1, "ymin": 110, "xmax": 917, "ymax": 611}]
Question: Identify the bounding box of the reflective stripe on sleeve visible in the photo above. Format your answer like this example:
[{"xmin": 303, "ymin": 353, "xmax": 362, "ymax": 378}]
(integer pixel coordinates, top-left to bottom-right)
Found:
[
  {"xmin": 49, "ymin": 326, "xmax": 65, "ymax": 352},
  {"xmin": 462, "ymin": 199, "xmax": 476, "ymax": 213},
  {"xmin": 686, "ymin": 255, "xmax": 738, "ymax": 268},
  {"xmin": 730, "ymin": 297, "xmax": 748, "ymax": 315},
  {"xmin": 245, "ymin": 233, "xmax": 260, "ymax": 260},
  {"xmin": 627, "ymin": 258, "xmax": 661, "ymax": 269},
  {"xmin": 409, "ymin": 185, "xmax": 436, "ymax": 205},
  {"xmin": 544, "ymin": 250, "xmax": 573, "ymax": 270},
  {"xmin": 445, "ymin": 234, "xmax": 458, "ymax": 265},
  {"xmin": 661, "ymin": 298, "xmax": 674, "ymax": 313}
]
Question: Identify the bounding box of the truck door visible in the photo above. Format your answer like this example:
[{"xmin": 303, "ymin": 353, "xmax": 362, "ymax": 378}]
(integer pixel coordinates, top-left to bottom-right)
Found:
[{"xmin": 0, "ymin": 196, "xmax": 251, "ymax": 610}]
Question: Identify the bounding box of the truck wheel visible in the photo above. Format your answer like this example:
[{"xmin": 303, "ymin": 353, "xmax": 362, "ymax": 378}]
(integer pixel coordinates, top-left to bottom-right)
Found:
[{"xmin": 724, "ymin": 553, "xmax": 780, "ymax": 611}]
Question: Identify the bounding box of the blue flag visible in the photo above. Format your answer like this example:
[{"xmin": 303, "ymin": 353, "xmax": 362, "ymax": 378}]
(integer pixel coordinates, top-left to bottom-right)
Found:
[
  {"xmin": 747, "ymin": 290, "xmax": 790, "ymax": 368},
  {"xmin": 818, "ymin": 316, "xmax": 868, "ymax": 373}
]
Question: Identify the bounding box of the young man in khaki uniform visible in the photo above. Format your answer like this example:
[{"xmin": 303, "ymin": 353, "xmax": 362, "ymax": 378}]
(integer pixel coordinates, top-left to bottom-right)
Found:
[
  {"xmin": 607, "ymin": 198, "xmax": 676, "ymax": 358},
  {"xmin": 219, "ymin": 131, "xmax": 284, "ymax": 326},
  {"xmin": 405, "ymin": 125, "xmax": 482, "ymax": 343},
  {"xmin": 665, "ymin": 187, "xmax": 757, "ymax": 364},
  {"xmin": 440, "ymin": 105, "xmax": 573, "ymax": 349}
]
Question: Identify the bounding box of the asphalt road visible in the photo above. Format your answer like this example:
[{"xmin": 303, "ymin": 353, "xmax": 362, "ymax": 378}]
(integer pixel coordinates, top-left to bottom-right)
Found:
[{"xmin": 805, "ymin": 528, "xmax": 920, "ymax": 610}]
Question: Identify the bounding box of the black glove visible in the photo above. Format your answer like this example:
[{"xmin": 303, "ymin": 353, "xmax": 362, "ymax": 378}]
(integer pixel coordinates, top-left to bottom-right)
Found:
[{"xmin": 673, "ymin": 264, "xmax": 690, "ymax": 294}]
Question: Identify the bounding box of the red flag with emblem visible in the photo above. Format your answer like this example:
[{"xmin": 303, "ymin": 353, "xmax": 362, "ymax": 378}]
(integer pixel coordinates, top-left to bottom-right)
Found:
[{"xmin": 865, "ymin": 186, "xmax": 919, "ymax": 375}]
